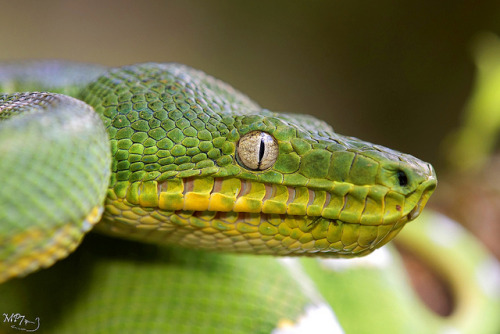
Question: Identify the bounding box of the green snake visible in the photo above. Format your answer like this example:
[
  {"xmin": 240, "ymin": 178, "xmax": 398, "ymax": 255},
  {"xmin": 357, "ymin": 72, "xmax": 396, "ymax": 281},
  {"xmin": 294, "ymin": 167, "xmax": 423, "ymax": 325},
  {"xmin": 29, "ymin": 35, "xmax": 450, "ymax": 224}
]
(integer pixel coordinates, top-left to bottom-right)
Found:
[{"xmin": 0, "ymin": 61, "xmax": 498, "ymax": 333}]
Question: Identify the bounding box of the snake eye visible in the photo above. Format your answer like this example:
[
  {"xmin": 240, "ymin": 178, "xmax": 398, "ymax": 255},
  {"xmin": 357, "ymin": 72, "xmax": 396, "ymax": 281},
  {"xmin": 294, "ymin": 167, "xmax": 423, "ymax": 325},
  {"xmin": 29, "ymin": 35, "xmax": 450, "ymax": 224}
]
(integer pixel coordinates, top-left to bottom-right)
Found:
[{"xmin": 237, "ymin": 131, "xmax": 278, "ymax": 170}]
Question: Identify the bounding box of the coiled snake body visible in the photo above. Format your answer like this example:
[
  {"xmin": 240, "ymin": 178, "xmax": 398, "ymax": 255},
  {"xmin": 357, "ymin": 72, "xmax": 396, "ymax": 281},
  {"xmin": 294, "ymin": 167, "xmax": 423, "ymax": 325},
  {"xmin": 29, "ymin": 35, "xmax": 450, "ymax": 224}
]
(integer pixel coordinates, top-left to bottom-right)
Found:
[{"xmin": 0, "ymin": 61, "xmax": 497, "ymax": 334}]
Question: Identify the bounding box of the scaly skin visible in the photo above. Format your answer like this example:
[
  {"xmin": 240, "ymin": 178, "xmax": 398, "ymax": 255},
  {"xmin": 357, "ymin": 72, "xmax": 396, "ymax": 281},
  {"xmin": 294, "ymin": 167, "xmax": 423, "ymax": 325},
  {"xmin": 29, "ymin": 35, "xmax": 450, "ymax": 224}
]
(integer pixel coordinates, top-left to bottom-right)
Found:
[
  {"xmin": 0, "ymin": 92, "xmax": 110, "ymax": 282},
  {"xmin": 0, "ymin": 62, "xmax": 436, "ymax": 283},
  {"xmin": 0, "ymin": 61, "xmax": 497, "ymax": 334},
  {"xmin": 82, "ymin": 63, "xmax": 436, "ymax": 258}
]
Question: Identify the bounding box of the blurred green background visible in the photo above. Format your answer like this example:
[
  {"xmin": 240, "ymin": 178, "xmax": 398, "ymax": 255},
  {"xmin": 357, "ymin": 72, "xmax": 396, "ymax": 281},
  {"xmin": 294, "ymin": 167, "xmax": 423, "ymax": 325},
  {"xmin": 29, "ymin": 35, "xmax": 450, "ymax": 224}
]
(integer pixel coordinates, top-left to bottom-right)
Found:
[{"xmin": 3, "ymin": 0, "xmax": 500, "ymax": 171}]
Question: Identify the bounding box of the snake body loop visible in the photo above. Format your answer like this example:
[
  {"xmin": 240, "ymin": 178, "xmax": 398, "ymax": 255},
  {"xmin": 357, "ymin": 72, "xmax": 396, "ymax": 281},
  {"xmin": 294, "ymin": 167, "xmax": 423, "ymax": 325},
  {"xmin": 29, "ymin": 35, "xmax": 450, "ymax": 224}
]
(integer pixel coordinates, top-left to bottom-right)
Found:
[
  {"xmin": 0, "ymin": 61, "xmax": 436, "ymax": 280},
  {"xmin": 0, "ymin": 92, "xmax": 110, "ymax": 282},
  {"xmin": 2, "ymin": 61, "xmax": 499, "ymax": 334}
]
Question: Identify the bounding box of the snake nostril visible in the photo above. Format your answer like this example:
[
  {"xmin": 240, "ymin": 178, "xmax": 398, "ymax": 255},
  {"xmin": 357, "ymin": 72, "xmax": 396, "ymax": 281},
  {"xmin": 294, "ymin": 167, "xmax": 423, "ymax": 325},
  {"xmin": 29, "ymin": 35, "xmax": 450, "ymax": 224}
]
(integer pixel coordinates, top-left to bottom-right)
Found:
[{"xmin": 397, "ymin": 170, "xmax": 408, "ymax": 187}]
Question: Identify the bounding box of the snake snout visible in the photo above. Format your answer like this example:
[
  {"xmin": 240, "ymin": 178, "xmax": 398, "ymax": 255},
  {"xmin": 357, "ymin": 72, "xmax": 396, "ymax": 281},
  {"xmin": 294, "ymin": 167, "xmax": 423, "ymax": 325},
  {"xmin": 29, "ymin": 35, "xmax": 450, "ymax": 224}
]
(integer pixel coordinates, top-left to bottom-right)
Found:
[
  {"xmin": 408, "ymin": 176, "xmax": 437, "ymax": 221},
  {"xmin": 397, "ymin": 165, "xmax": 436, "ymax": 228}
]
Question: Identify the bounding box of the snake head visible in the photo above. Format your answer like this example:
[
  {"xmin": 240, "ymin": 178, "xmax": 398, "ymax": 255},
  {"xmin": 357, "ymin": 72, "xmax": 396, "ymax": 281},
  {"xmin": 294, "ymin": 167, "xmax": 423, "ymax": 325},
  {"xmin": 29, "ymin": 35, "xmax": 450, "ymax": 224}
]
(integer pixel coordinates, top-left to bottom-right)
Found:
[
  {"xmin": 84, "ymin": 63, "xmax": 437, "ymax": 258},
  {"xmin": 224, "ymin": 112, "xmax": 437, "ymax": 257}
]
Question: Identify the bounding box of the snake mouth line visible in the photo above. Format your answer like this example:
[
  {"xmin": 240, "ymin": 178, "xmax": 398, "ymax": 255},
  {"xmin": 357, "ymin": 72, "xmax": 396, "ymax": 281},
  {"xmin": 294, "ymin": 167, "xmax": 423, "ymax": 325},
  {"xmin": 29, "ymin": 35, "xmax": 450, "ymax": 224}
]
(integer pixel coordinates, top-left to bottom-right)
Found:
[
  {"xmin": 103, "ymin": 176, "xmax": 434, "ymax": 257},
  {"xmin": 119, "ymin": 176, "xmax": 434, "ymax": 227}
]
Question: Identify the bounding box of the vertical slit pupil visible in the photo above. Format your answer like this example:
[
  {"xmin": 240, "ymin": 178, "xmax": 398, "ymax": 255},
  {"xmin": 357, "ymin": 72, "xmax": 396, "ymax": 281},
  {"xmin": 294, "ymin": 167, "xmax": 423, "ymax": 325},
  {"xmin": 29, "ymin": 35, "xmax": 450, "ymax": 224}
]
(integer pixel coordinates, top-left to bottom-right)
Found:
[{"xmin": 258, "ymin": 138, "xmax": 265, "ymax": 167}]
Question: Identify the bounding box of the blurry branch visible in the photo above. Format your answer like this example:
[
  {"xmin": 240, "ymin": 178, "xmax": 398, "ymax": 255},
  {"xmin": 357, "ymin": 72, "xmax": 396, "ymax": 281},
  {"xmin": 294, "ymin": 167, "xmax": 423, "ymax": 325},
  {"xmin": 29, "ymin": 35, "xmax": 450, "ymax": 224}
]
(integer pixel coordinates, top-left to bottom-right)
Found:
[{"xmin": 444, "ymin": 32, "xmax": 500, "ymax": 173}]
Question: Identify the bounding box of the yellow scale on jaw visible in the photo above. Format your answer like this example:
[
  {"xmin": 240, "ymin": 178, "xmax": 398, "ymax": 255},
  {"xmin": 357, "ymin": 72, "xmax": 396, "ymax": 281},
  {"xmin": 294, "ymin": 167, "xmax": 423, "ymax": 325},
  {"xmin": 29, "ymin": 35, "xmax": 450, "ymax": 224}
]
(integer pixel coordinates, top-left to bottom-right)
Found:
[
  {"xmin": 124, "ymin": 178, "xmax": 342, "ymax": 218},
  {"xmin": 117, "ymin": 177, "xmax": 406, "ymax": 225},
  {"xmin": 99, "ymin": 178, "xmax": 409, "ymax": 256}
]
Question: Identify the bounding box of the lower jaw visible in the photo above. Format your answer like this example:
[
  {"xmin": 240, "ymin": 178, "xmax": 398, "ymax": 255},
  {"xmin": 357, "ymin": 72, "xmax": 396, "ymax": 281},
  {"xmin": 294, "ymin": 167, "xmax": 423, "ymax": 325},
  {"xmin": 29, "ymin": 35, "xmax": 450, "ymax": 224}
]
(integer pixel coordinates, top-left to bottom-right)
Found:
[{"xmin": 98, "ymin": 198, "xmax": 412, "ymax": 258}]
